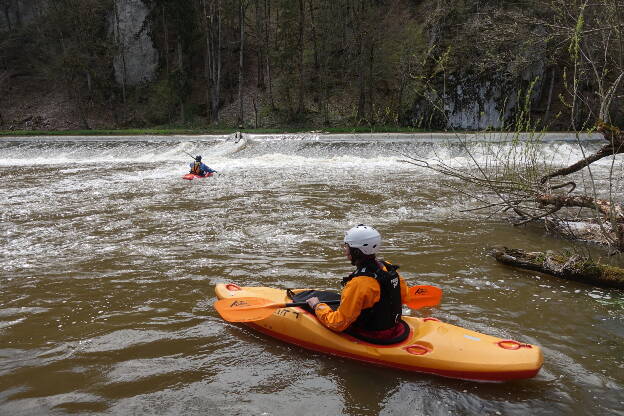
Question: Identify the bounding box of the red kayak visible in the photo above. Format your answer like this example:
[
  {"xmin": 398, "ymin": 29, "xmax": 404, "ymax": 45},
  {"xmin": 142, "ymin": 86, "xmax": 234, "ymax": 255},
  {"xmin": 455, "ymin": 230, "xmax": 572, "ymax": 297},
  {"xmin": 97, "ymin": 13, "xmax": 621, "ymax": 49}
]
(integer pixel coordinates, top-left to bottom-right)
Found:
[{"xmin": 183, "ymin": 172, "xmax": 214, "ymax": 180}]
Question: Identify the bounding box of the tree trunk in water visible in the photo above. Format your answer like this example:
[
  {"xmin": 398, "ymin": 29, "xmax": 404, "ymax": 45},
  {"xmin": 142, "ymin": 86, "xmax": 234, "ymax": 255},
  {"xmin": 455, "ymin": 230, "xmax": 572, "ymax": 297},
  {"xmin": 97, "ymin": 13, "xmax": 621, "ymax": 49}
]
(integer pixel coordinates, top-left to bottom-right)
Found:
[
  {"xmin": 490, "ymin": 247, "xmax": 624, "ymax": 288},
  {"xmin": 536, "ymin": 194, "xmax": 624, "ymax": 222}
]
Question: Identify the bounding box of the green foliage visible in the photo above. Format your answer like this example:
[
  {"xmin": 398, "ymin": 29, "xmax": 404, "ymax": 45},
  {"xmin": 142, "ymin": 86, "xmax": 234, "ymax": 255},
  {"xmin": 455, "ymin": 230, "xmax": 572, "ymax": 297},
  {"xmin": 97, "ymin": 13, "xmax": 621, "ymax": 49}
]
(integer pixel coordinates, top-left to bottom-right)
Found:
[
  {"xmin": 39, "ymin": 0, "xmax": 115, "ymax": 86},
  {"xmin": 142, "ymin": 79, "xmax": 178, "ymax": 124}
]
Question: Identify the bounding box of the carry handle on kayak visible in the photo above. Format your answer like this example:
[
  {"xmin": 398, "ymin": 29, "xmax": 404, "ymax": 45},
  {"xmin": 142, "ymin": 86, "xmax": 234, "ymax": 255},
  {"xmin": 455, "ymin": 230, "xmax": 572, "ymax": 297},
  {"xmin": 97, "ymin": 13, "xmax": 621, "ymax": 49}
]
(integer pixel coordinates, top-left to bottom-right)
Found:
[{"xmin": 214, "ymin": 285, "xmax": 442, "ymax": 323}]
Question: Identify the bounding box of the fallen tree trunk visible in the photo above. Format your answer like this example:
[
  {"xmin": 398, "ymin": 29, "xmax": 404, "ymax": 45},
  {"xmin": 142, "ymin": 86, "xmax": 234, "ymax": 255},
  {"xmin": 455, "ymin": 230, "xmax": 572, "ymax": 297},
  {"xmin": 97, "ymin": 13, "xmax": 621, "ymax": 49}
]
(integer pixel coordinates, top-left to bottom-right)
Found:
[{"xmin": 490, "ymin": 247, "xmax": 624, "ymax": 288}]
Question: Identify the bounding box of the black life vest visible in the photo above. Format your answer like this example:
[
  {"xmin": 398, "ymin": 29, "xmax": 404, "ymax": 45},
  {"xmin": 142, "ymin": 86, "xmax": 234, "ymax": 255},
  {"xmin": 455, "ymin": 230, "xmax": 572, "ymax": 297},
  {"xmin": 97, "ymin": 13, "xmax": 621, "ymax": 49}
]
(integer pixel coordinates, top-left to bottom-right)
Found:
[
  {"xmin": 190, "ymin": 161, "xmax": 202, "ymax": 174},
  {"xmin": 342, "ymin": 260, "xmax": 402, "ymax": 331}
]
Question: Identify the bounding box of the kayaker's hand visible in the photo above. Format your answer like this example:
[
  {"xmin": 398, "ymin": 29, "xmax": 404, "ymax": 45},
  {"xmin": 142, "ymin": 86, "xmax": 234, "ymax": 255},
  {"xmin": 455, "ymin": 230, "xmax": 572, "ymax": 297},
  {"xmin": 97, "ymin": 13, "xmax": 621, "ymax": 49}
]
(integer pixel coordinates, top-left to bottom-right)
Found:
[{"xmin": 306, "ymin": 297, "xmax": 320, "ymax": 310}]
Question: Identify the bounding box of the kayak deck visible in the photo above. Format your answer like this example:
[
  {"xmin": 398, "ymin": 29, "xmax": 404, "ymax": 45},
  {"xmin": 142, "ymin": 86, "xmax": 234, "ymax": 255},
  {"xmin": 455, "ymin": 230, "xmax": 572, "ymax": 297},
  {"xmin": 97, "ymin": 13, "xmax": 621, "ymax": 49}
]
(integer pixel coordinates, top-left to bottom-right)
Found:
[{"xmin": 214, "ymin": 283, "xmax": 543, "ymax": 382}]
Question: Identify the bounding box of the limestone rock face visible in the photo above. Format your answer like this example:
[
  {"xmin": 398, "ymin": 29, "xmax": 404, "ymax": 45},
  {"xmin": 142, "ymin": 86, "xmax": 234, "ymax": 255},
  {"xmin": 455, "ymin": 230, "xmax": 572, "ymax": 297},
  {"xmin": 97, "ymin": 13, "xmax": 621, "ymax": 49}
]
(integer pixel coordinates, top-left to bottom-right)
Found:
[
  {"xmin": 1, "ymin": 0, "xmax": 158, "ymax": 86},
  {"xmin": 409, "ymin": 63, "xmax": 546, "ymax": 130},
  {"xmin": 112, "ymin": 0, "xmax": 158, "ymax": 86}
]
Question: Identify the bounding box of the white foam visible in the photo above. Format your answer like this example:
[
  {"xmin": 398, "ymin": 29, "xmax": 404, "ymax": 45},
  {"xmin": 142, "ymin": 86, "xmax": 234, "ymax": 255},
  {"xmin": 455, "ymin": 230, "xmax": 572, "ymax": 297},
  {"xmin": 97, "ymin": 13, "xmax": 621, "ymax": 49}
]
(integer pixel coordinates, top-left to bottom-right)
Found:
[{"xmin": 0, "ymin": 134, "xmax": 619, "ymax": 176}]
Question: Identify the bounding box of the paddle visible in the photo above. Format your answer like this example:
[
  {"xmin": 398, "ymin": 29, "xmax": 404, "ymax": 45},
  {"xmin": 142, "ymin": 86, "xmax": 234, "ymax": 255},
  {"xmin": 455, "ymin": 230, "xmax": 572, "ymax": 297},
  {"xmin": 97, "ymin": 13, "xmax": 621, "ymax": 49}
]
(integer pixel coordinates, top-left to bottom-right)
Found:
[
  {"xmin": 214, "ymin": 285, "xmax": 442, "ymax": 323},
  {"xmin": 406, "ymin": 285, "xmax": 442, "ymax": 308},
  {"xmin": 214, "ymin": 298, "xmax": 340, "ymax": 322}
]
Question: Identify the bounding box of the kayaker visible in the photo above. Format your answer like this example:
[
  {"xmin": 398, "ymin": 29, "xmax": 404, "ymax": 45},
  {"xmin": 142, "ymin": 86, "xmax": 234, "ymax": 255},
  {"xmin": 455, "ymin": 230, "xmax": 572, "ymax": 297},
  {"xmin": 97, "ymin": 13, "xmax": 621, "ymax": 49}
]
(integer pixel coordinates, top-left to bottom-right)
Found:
[
  {"xmin": 306, "ymin": 224, "xmax": 410, "ymax": 344},
  {"xmin": 189, "ymin": 155, "xmax": 216, "ymax": 176}
]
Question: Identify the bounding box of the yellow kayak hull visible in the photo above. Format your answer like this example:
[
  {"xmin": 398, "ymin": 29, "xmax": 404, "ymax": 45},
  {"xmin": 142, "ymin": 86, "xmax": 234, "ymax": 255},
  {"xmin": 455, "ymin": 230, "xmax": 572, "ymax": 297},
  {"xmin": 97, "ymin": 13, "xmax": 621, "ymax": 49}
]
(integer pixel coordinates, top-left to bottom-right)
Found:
[{"xmin": 215, "ymin": 283, "xmax": 543, "ymax": 382}]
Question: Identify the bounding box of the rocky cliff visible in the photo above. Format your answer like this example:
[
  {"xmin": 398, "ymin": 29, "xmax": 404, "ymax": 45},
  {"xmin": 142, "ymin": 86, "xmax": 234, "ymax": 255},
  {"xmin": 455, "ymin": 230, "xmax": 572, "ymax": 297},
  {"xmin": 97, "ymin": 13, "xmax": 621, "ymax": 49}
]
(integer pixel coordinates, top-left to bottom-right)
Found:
[{"xmin": 111, "ymin": 0, "xmax": 158, "ymax": 87}]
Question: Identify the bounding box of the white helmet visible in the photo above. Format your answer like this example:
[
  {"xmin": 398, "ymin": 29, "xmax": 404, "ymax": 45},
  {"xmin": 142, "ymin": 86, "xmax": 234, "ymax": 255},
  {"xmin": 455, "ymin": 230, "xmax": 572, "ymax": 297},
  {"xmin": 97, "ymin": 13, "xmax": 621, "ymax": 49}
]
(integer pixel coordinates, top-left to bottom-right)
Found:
[{"xmin": 344, "ymin": 224, "xmax": 381, "ymax": 255}]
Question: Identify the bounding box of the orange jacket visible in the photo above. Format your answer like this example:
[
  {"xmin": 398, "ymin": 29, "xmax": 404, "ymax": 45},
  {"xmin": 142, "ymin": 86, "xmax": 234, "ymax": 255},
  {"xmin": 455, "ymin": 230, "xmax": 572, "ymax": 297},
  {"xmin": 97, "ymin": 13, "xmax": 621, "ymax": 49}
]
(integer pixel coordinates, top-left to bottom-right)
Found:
[{"xmin": 314, "ymin": 270, "xmax": 409, "ymax": 332}]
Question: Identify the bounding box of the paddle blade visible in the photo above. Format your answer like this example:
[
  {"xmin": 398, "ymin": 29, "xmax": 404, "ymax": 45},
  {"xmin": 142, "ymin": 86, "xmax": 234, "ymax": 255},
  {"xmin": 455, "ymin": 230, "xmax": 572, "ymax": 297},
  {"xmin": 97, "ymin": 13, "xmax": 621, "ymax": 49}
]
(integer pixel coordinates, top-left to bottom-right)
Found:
[
  {"xmin": 406, "ymin": 285, "xmax": 443, "ymax": 309},
  {"xmin": 214, "ymin": 297, "xmax": 285, "ymax": 322}
]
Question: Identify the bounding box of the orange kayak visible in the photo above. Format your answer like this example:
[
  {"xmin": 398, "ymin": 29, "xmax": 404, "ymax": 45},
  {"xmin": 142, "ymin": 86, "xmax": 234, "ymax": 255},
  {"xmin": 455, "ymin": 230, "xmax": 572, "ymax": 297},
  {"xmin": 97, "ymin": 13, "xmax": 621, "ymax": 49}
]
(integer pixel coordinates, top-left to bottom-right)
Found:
[{"xmin": 215, "ymin": 283, "xmax": 543, "ymax": 382}]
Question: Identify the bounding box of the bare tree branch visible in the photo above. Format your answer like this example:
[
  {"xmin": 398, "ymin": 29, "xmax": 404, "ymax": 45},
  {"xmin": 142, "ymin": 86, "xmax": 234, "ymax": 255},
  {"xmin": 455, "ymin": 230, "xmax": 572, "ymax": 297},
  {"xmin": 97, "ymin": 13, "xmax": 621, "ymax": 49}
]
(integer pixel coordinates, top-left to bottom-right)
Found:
[{"xmin": 540, "ymin": 122, "xmax": 624, "ymax": 184}]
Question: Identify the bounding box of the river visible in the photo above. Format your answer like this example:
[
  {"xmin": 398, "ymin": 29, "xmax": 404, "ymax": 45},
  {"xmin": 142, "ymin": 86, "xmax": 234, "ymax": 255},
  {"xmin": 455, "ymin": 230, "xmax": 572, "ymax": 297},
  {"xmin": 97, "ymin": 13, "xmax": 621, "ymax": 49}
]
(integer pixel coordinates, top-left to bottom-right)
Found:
[{"xmin": 1, "ymin": 133, "xmax": 623, "ymax": 415}]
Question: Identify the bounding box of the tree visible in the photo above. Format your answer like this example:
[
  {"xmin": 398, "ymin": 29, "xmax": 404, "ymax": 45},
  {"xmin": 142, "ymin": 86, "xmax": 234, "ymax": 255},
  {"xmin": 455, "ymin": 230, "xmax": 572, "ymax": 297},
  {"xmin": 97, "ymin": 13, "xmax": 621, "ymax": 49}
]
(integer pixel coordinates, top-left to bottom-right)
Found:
[
  {"xmin": 399, "ymin": 2, "xmax": 624, "ymax": 257},
  {"xmin": 202, "ymin": 0, "xmax": 223, "ymax": 123},
  {"xmin": 237, "ymin": 0, "xmax": 249, "ymax": 127},
  {"xmin": 38, "ymin": 0, "xmax": 116, "ymax": 129}
]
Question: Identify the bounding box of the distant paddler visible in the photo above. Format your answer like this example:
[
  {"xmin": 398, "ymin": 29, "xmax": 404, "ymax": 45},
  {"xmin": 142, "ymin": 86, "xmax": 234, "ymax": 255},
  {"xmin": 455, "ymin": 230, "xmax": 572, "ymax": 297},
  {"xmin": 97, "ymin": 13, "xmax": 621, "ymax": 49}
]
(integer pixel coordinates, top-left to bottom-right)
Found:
[{"xmin": 189, "ymin": 155, "xmax": 217, "ymax": 177}]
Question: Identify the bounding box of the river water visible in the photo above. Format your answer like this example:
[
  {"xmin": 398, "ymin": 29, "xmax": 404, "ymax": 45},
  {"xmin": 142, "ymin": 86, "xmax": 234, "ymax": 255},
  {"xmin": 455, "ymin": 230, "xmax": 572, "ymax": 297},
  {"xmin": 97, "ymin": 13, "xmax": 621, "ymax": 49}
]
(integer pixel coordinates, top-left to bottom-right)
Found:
[{"xmin": 1, "ymin": 133, "xmax": 623, "ymax": 415}]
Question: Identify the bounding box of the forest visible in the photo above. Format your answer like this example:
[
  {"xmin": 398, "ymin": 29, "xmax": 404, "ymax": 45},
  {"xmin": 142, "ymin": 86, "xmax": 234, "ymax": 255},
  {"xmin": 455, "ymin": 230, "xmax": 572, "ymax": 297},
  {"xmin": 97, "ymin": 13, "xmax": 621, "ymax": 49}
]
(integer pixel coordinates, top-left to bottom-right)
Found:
[{"xmin": 0, "ymin": 0, "xmax": 623, "ymax": 131}]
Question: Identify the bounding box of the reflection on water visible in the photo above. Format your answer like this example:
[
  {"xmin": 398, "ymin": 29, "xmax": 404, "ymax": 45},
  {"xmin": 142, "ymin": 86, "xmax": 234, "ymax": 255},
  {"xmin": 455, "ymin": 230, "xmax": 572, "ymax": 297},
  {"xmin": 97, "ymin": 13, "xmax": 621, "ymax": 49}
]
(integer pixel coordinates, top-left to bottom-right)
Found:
[{"xmin": 1, "ymin": 134, "xmax": 623, "ymax": 415}]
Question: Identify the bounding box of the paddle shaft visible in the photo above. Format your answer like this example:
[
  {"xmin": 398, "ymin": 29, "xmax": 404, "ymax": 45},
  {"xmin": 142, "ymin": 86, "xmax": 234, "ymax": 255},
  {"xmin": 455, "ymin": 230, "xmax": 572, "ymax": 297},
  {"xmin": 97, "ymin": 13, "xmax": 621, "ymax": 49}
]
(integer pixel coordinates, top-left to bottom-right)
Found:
[
  {"xmin": 214, "ymin": 285, "xmax": 441, "ymax": 323},
  {"xmin": 214, "ymin": 297, "xmax": 339, "ymax": 322},
  {"xmin": 285, "ymin": 300, "xmax": 340, "ymax": 308},
  {"xmin": 293, "ymin": 286, "xmax": 441, "ymax": 309}
]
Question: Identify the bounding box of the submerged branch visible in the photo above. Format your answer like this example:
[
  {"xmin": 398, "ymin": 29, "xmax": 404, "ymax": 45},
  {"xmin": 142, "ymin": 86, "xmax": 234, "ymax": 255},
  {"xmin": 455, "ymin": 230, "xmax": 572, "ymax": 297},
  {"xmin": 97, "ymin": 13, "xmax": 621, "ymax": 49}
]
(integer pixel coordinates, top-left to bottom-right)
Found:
[
  {"xmin": 400, "ymin": 155, "xmax": 533, "ymax": 217},
  {"xmin": 536, "ymin": 194, "xmax": 624, "ymax": 222},
  {"xmin": 535, "ymin": 193, "xmax": 624, "ymax": 250},
  {"xmin": 400, "ymin": 125, "xmax": 624, "ymax": 252},
  {"xmin": 513, "ymin": 205, "xmax": 563, "ymax": 226},
  {"xmin": 544, "ymin": 218, "xmax": 623, "ymax": 251},
  {"xmin": 551, "ymin": 181, "xmax": 576, "ymax": 193}
]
